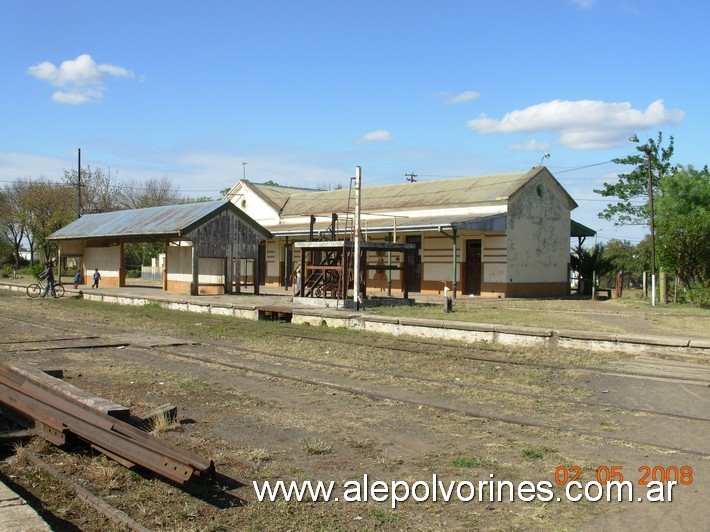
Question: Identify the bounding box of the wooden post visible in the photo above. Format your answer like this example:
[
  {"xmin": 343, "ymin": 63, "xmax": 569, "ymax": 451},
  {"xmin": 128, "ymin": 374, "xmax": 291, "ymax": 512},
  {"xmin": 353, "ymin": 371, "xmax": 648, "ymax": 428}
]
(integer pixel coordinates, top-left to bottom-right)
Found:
[
  {"xmin": 163, "ymin": 238, "xmax": 169, "ymax": 291},
  {"xmin": 191, "ymin": 246, "xmax": 199, "ymax": 296},
  {"xmin": 119, "ymin": 240, "xmax": 126, "ymax": 287}
]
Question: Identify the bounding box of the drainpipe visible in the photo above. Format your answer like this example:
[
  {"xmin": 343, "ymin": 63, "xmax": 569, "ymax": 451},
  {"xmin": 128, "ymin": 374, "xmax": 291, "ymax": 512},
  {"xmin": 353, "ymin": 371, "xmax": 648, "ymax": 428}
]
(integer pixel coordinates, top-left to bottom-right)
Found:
[{"xmin": 438, "ymin": 227, "xmax": 458, "ymax": 299}]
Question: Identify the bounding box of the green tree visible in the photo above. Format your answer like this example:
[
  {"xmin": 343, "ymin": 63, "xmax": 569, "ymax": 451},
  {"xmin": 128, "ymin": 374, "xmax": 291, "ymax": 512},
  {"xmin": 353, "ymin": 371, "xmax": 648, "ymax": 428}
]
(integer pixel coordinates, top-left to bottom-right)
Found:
[
  {"xmin": 601, "ymin": 239, "xmax": 644, "ymax": 288},
  {"xmin": 0, "ymin": 232, "xmax": 13, "ymax": 268},
  {"xmin": 571, "ymin": 243, "xmax": 614, "ymax": 295},
  {"xmin": 655, "ymin": 165, "xmax": 710, "ymax": 287},
  {"xmin": 595, "ymin": 132, "xmax": 675, "ymax": 226},
  {"xmin": 0, "ymin": 182, "xmax": 28, "ymax": 267},
  {"xmin": 20, "ymin": 179, "xmax": 75, "ymax": 263}
]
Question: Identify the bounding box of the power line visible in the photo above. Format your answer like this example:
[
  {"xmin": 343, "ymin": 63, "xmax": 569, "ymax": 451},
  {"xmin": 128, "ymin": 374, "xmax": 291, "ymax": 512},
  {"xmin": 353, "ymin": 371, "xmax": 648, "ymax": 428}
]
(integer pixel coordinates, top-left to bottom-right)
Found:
[{"xmin": 552, "ymin": 160, "xmax": 614, "ymax": 173}]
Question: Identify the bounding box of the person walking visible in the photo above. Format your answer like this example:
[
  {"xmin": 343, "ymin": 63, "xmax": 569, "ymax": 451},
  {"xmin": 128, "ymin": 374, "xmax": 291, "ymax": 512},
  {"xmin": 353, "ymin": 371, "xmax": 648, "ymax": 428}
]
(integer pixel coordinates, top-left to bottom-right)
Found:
[
  {"xmin": 92, "ymin": 268, "xmax": 101, "ymax": 288},
  {"xmin": 73, "ymin": 270, "xmax": 82, "ymax": 289},
  {"xmin": 40, "ymin": 261, "xmax": 57, "ymax": 299},
  {"xmin": 294, "ymin": 264, "xmax": 302, "ymax": 295}
]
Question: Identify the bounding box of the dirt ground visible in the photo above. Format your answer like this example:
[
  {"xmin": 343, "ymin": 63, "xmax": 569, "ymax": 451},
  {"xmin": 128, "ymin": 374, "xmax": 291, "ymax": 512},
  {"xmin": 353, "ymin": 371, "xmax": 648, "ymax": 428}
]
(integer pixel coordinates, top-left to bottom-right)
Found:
[{"xmin": 0, "ymin": 289, "xmax": 708, "ymax": 531}]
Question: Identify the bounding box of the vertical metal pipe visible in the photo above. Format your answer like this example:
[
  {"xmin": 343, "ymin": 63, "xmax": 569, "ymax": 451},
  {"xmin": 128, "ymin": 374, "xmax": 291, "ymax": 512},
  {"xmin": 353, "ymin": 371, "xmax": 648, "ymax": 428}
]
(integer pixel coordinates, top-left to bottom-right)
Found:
[{"xmin": 353, "ymin": 166, "xmax": 362, "ymax": 309}]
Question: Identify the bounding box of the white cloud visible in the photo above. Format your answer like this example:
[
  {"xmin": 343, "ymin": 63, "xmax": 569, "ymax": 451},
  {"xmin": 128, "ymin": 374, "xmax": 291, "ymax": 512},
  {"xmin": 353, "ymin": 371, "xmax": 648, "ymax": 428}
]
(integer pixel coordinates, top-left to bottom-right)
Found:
[
  {"xmin": 27, "ymin": 54, "xmax": 134, "ymax": 105},
  {"xmin": 467, "ymin": 99, "xmax": 684, "ymax": 150},
  {"xmin": 0, "ymin": 151, "xmax": 67, "ymax": 181},
  {"xmin": 570, "ymin": 0, "xmax": 596, "ymax": 9},
  {"xmin": 440, "ymin": 90, "xmax": 480, "ymax": 105},
  {"xmin": 357, "ymin": 130, "xmax": 394, "ymax": 143},
  {"xmin": 509, "ymin": 139, "xmax": 551, "ymax": 152}
]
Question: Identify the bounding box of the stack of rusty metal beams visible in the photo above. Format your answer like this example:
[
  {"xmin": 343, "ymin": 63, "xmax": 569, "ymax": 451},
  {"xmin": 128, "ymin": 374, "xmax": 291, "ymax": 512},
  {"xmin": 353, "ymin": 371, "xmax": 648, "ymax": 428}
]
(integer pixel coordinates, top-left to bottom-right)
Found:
[{"xmin": 0, "ymin": 362, "xmax": 214, "ymax": 484}]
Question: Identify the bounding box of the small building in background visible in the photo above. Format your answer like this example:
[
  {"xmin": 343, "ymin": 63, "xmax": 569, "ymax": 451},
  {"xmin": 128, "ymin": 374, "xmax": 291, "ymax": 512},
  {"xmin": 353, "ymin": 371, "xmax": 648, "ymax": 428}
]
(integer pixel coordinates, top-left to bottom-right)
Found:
[{"xmin": 49, "ymin": 200, "xmax": 271, "ymax": 295}]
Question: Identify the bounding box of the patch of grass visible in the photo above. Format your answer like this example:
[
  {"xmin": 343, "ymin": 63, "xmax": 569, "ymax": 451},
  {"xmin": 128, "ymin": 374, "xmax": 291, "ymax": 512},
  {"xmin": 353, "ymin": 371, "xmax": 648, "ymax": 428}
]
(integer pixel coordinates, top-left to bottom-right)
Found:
[
  {"xmin": 371, "ymin": 507, "xmax": 401, "ymax": 525},
  {"xmin": 285, "ymin": 465, "xmax": 303, "ymax": 476},
  {"xmin": 149, "ymin": 411, "xmax": 178, "ymax": 435},
  {"xmin": 301, "ymin": 438, "xmax": 332, "ymax": 455},
  {"xmin": 520, "ymin": 445, "xmax": 557, "ymax": 460},
  {"xmin": 248, "ymin": 448, "xmax": 272, "ymax": 463},
  {"xmin": 86, "ymin": 457, "xmax": 124, "ymax": 490},
  {"xmin": 175, "ymin": 378, "xmax": 212, "ymax": 392},
  {"xmin": 12, "ymin": 442, "xmax": 29, "ymax": 463},
  {"xmin": 450, "ymin": 456, "xmax": 494, "ymax": 469}
]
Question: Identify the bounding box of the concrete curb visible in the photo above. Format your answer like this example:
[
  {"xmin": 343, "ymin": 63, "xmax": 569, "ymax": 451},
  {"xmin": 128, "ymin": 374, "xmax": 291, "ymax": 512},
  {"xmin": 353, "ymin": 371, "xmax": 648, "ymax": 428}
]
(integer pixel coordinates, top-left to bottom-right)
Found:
[
  {"xmin": 1, "ymin": 281, "xmax": 708, "ymax": 354},
  {"xmin": 0, "ymin": 480, "xmax": 50, "ymax": 531}
]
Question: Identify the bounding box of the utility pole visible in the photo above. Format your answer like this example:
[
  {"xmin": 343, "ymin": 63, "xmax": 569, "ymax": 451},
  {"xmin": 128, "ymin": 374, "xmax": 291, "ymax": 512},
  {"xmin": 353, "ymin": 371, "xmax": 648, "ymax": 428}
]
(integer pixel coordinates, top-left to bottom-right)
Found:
[
  {"xmin": 77, "ymin": 148, "xmax": 82, "ymax": 218},
  {"xmin": 645, "ymin": 147, "xmax": 656, "ymax": 307},
  {"xmin": 242, "ymin": 162, "xmax": 247, "ymax": 180},
  {"xmin": 629, "ymin": 135, "xmax": 656, "ymax": 306},
  {"xmin": 404, "ymin": 172, "xmax": 417, "ymax": 183}
]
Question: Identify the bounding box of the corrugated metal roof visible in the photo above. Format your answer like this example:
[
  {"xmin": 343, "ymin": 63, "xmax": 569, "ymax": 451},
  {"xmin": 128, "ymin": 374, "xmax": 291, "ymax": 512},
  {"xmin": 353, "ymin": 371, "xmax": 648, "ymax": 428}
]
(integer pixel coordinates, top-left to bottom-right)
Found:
[
  {"xmin": 243, "ymin": 180, "xmax": 316, "ymax": 212},
  {"xmin": 49, "ymin": 200, "xmax": 271, "ymax": 241},
  {"xmin": 571, "ymin": 219, "xmax": 597, "ymax": 237},
  {"xmin": 249, "ymin": 167, "xmax": 577, "ymax": 217},
  {"xmin": 273, "ymin": 169, "xmax": 536, "ymax": 217}
]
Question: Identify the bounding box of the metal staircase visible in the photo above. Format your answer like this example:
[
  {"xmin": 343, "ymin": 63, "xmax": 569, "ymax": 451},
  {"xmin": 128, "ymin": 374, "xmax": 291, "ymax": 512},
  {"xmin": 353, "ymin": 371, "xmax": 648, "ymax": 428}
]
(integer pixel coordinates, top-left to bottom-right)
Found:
[{"xmin": 300, "ymin": 178, "xmax": 358, "ymax": 300}]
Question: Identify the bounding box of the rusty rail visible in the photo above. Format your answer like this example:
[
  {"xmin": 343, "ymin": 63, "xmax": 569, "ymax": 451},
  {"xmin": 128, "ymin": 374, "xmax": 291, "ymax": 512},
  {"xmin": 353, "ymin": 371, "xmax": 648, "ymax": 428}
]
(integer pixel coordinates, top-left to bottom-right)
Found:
[
  {"xmin": 27, "ymin": 452, "xmax": 151, "ymax": 532},
  {"xmin": 0, "ymin": 363, "xmax": 214, "ymax": 484}
]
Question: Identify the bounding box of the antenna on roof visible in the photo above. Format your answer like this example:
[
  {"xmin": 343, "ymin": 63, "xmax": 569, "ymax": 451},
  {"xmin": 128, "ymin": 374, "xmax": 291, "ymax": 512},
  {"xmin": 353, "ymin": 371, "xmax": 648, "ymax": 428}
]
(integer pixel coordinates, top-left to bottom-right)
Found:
[
  {"xmin": 539, "ymin": 153, "xmax": 550, "ymax": 167},
  {"xmin": 404, "ymin": 172, "xmax": 418, "ymax": 183}
]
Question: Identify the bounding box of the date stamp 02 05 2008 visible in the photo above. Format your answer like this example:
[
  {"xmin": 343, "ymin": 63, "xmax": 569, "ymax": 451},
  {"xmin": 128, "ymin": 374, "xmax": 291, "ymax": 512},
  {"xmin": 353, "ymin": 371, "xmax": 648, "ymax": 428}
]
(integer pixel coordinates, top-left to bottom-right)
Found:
[{"xmin": 554, "ymin": 465, "xmax": 694, "ymax": 486}]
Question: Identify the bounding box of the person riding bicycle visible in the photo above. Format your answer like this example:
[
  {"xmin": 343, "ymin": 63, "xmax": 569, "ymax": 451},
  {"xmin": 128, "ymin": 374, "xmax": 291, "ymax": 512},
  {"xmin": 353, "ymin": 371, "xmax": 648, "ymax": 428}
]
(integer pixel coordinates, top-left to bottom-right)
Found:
[{"xmin": 39, "ymin": 261, "xmax": 57, "ymax": 298}]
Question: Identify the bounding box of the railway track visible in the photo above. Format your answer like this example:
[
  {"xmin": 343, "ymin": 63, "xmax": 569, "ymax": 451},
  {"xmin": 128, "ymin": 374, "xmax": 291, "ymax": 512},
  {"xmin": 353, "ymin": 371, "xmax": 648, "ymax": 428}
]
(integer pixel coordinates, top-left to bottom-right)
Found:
[
  {"xmin": 147, "ymin": 342, "xmax": 710, "ymax": 457},
  {"xmin": 10, "ymin": 308, "xmax": 706, "ymax": 385},
  {"xmin": 100, "ymin": 310, "xmax": 710, "ymax": 385},
  {"xmin": 2, "ymin": 310, "xmax": 708, "ymax": 456}
]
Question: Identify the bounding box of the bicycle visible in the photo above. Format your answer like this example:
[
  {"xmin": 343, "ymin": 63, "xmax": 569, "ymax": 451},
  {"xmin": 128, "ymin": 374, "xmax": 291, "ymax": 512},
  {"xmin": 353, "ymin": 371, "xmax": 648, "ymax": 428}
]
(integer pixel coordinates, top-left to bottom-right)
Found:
[{"xmin": 27, "ymin": 279, "xmax": 65, "ymax": 299}]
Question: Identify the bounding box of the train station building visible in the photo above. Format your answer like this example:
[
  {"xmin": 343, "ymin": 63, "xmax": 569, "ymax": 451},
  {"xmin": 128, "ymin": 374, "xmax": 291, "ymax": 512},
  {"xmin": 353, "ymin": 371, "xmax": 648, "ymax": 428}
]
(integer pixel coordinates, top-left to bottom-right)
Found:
[{"xmin": 226, "ymin": 166, "xmax": 593, "ymax": 298}]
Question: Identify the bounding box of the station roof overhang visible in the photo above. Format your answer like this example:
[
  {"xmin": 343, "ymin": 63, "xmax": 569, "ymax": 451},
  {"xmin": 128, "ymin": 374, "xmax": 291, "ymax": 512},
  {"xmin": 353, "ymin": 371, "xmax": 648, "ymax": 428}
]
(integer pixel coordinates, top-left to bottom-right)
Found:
[
  {"xmin": 570, "ymin": 220, "xmax": 597, "ymax": 238},
  {"xmin": 272, "ymin": 214, "xmax": 594, "ymax": 240},
  {"xmin": 295, "ymin": 240, "xmax": 416, "ymax": 252},
  {"xmin": 268, "ymin": 212, "xmax": 508, "ymax": 238}
]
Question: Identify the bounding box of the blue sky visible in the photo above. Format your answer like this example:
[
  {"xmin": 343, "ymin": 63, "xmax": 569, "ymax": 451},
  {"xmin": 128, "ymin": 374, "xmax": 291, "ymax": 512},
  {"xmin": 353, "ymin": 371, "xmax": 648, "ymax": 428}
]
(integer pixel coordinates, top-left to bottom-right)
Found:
[{"xmin": 1, "ymin": 0, "xmax": 707, "ymax": 244}]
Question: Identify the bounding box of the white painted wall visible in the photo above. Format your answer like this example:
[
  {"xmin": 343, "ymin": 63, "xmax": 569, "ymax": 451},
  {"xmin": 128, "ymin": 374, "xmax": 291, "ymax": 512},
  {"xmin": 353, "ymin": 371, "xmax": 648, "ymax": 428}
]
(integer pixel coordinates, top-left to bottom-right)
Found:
[
  {"xmin": 166, "ymin": 245, "xmax": 193, "ymax": 283},
  {"xmin": 198, "ymin": 257, "xmax": 224, "ymax": 284},
  {"xmin": 84, "ymin": 247, "xmax": 120, "ymax": 279},
  {"xmin": 230, "ymin": 183, "xmax": 281, "ymax": 225},
  {"xmin": 482, "ymin": 235, "xmax": 507, "ymax": 284},
  {"xmin": 506, "ymin": 175, "xmax": 570, "ymax": 284}
]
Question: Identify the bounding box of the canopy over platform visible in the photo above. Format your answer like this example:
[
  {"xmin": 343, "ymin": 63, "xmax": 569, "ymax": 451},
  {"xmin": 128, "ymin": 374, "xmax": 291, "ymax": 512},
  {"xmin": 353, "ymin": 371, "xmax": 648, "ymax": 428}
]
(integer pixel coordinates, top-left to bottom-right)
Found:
[{"xmin": 49, "ymin": 201, "xmax": 271, "ymax": 295}]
